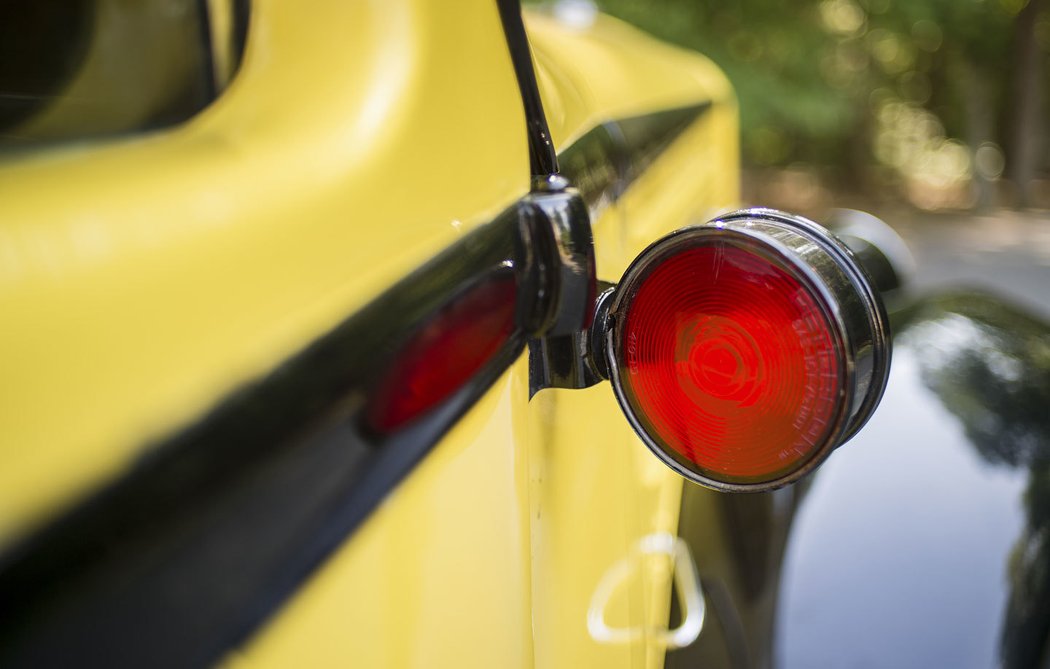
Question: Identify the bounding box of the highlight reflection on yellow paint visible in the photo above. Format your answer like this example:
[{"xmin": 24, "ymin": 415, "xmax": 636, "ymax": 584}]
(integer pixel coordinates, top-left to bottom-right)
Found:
[{"xmin": 0, "ymin": 0, "xmax": 528, "ymax": 542}]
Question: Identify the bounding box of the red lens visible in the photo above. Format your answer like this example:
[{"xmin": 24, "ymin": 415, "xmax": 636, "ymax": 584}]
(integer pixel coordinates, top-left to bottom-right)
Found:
[
  {"xmin": 619, "ymin": 240, "xmax": 842, "ymax": 484},
  {"xmin": 366, "ymin": 272, "xmax": 517, "ymax": 433}
]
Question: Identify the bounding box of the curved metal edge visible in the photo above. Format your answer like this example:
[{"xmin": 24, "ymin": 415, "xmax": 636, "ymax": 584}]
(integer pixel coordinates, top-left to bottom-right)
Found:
[{"xmin": 826, "ymin": 208, "xmax": 916, "ymax": 293}]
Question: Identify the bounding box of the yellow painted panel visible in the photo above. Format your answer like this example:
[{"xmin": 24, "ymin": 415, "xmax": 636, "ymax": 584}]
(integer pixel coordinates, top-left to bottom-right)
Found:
[
  {"xmin": 616, "ymin": 102, "xmax": 741, "ymax": 276},
  {"xmin": 0, "ymin": 2, "xmax": 742, "ymax": 667},
  {"xmin": 0, "ymin": 0, "xmax": 528, "ymax": 542},
  {"xmin": 525, "ymin": 10, "xmax": 733, "ymax": 149},
  {"xmin": 527, "ymin": 382, "xmax": 685, "ymax": 669},
  {"xmin": 232, "ymin": 8, "xmax": 741, "ymax": 669}
]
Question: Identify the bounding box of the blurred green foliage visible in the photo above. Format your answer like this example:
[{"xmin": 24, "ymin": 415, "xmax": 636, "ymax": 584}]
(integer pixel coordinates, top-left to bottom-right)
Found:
[
  {"xmin": 535, "ymin": 0, "xmax": 1050, "ymax": 205},
  {"xmin": 592, "ymin": 0, "xmax": 856, "ymax": 165}
]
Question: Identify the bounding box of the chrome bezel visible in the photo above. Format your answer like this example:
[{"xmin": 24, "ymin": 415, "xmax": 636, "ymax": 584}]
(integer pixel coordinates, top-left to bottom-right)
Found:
[
  {"xmin": 603, "ymin": 209, "xmax": 891, "ymax": 492},
  {"xmin": 723, "ymin": 209, "xmax": 892, "ymax": 443}
]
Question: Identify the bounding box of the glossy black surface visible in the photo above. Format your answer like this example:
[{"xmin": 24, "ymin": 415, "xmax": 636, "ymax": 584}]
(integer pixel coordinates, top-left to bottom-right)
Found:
[
  {"xmin": 524, "ymin": 174, "xmax": 597, "ymax": 337},
  {"xmin": 825, "ymin": 209, "xmax": 911, "ymax": 295},
  {"xmin": 777, "ymin": 293, "xmax": 1050, "ymax": 668},
  {"xmin": 528, "ymin": 283, "xmax": 613, "ymax": 396},
  {"xmin": 669, "ymin": 484, "xmax": 802, "ymax": 669},
  {"xmin": 524, "ymin": 178, "xmax": 603, "ymax": 394},
  {"xmin": 496, "ymin": 0, "xmax": 559, "ymax": 177}
]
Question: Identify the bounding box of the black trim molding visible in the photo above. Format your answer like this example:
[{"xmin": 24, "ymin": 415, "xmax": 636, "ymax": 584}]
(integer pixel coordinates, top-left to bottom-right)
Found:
[{"xmin": 0, "ymin": 209, "xmax": 533, "ymax": 669}]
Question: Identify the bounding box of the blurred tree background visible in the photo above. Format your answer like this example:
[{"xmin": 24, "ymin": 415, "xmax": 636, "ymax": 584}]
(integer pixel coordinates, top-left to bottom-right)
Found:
[{"xmin": 543, "ymin": 0, "xmax": 1050, "ymax": 211}]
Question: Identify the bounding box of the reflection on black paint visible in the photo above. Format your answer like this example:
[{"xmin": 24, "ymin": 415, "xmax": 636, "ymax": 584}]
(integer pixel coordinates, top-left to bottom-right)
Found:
[
  {"xmin": 668, "ymin": 484, "xmax": 803, "ymax": 669},
  {"xmin": 902, "ymin": 294, "xmax": 1050, "ymax": 669}
]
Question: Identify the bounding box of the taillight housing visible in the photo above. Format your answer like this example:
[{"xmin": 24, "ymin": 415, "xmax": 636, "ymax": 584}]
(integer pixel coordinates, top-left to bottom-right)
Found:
[{"xmin": 600, "ymin": 209, "xmax": 890, "ymax": 492}]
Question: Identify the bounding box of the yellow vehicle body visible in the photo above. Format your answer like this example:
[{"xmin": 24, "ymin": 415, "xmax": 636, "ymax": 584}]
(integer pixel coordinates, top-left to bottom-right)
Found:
[{"xmin": 0, "ymin": 1, "xmax": 737, "ymax": 666}]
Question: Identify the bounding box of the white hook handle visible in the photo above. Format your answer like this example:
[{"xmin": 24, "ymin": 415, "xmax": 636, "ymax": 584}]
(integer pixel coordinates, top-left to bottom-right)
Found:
[{"xmin": 586, "ymin": 533, "xmax": 705, "ymax": 649}]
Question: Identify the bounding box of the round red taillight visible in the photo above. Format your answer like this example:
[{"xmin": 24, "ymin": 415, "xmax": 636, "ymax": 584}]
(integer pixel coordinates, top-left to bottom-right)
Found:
[{"xmin": 603, "ymin": 209, "xmax": 889, "ymax": 491}]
